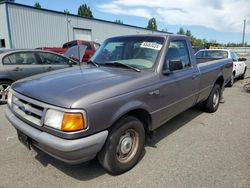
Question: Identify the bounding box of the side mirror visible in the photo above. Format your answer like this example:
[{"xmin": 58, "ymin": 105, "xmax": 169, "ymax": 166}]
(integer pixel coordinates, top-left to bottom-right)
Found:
[
  {"xmin": 68, "ymin": 59, "xmax": 78, "ymax": 66},
  {"xmin": 238, "ymin": 57, "xmax": 247, "ymax": 61},
  {"xmin": 68, "ymin": 60, "xmax": 74, "ymax": 67},
  {"xmin": 162, "ymin": 69, "xmax": 172, "ymax": 75},
  {"xmin": 169, "ymin": 60, "xmax": 183, "ymax": 71}
]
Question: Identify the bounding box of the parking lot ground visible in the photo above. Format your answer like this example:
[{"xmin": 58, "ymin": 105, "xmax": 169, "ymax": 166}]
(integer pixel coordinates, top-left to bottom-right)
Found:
[{"xmin": 0, "ymin": 62, "xmax": 250, "ymax": 188}]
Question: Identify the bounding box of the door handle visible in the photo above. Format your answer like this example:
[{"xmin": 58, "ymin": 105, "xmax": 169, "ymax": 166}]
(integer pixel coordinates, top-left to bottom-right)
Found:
[
  {"xmin": 46, "ymin": 67, "xmax": 54, "ymax": 71},
  {"xmin": 192, "ymin": 74, "xmax": 199, "ymax": 79},
  {"xmin": 12, "ymin": 67, "xmax": 22, "ymax": 71}
]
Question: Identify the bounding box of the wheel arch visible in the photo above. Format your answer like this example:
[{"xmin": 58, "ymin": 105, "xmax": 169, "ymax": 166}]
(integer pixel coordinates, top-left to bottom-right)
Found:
[
  {"xmin": 215, "ymin": 75, "xmax": 224, "ymax": 88},
  {"xmin": 0, "ymin": 78, "xmax": 14, "ymax": 84},
  {"xmin": 110, "ymin": 103, "xmax": 152, "ymax": 134}
]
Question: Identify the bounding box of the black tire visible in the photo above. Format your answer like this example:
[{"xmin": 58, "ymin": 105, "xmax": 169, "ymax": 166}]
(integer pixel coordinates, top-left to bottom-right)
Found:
[
  {"xmin": 226, "ymin": 74, "xmax": 234, "ymax": 87},
  {"xmin": 202, "ymin": 84, "xmax": 221, "ymax": 113},
  {"xmin": 0, "ymin": 81, "xmax": 12, "ymax": 104},
  {"xmin": 239, "ymin": 68, "xmax": 246, "ymax": 80},
  {"xmin": 98, "ymin": 116, "xmax": 145, "ymax": 175}
]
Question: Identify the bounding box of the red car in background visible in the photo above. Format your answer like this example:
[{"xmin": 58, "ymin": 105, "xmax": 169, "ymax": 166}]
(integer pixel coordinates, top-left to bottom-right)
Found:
[{"xmin": 38, "ymin": 40, "xmax": 100, "ymax": 62}]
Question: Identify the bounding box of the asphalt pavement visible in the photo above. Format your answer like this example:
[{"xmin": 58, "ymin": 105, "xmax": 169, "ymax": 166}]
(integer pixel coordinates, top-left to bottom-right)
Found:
[{"xmin": 0, "ymin": 61, "xmax": 249, "ymax": 188}]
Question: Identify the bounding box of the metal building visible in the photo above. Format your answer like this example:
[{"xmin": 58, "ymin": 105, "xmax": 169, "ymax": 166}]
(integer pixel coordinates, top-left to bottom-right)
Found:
[{"xmin": 0, "ymin": 2, "xmax": 169, "ymax": 49}]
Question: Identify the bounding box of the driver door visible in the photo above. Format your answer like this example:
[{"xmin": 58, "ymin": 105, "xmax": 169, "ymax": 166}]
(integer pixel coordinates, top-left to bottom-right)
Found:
[{"xmin": 155, "ymin": 39, "xmax": 200, "ymax": 127}]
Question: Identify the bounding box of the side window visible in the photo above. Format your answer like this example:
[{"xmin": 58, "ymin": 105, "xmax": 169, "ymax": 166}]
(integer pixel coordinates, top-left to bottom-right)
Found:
[
  {"xmin": 81, "ymin": 42, "xmax": 91, "ymax": 50},
  {"xmin": 38, "ymin": 52, "xmax": 69, "ymax": 65},
  {"xmin": 3, "ymin": 52, "xmax": 36, "ymax": 65},
  {"xmin": 94, "ymin": 43, "xmax": 100, "ymax": 51},
  {"xmin": 3, "ymin": 56, "xmax": 11, "ymax": 64},
  {"xmin": 164, "ymin": 40, "xmax": 191, "ymax": 72}
]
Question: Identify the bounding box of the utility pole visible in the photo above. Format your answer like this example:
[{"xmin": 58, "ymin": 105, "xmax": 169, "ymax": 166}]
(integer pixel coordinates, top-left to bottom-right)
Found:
[{"xmin": 242, "ymin": 19, "xmax": 246, "ymax": 47}]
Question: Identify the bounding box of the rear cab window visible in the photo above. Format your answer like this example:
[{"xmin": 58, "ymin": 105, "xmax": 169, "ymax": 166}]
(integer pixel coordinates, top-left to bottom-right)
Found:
[
  {"xmin": 94, "ymin": 43, "xmax": 100, "ymax": 51},
  {"xmin": 81, "ymin": 42, "xmax": 91, "ymax": 50}
]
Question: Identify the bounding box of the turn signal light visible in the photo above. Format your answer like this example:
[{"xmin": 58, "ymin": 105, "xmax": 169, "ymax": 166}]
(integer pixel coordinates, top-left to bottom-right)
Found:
[{"xmin": 61, "ymin": 113, "xmax": 85, "ymax": 132}]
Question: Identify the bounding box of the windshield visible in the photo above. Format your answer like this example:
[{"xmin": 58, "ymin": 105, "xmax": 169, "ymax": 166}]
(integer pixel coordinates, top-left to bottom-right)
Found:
[{"xmin": 91, "ymin": 36, "xmax": 164, "ymax": 70}]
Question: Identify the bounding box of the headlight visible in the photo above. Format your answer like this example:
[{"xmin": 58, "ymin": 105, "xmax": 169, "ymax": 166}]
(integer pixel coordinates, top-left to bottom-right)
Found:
[
  {"xmin": 7, "ymin": 90, "xmax": 12, "ymax": 106},
  {"xmin": 44, "ymin": 109, "xmax": 85, "ymax": 132}
]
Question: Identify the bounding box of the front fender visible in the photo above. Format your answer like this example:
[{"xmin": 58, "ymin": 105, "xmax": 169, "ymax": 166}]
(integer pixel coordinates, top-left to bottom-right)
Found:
[{"xmin": 109, "ymin": 100, "xmax": 151, "ymax": 126}]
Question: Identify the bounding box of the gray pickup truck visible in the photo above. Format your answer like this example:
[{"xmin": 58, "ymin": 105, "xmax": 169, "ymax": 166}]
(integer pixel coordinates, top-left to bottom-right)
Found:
[{"xmin": 5, "ymin": 34, "xmax": 233, "ymax": 175}]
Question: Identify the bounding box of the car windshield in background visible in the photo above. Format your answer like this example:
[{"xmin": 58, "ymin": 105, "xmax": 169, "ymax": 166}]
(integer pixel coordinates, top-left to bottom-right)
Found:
[
  {"xmin": 91, "ymin": 36, "xmax": 164, "ymax": 70},
  {"xmin": 196, "ymin": 50, "xmax": 228, "ymax": 58}
]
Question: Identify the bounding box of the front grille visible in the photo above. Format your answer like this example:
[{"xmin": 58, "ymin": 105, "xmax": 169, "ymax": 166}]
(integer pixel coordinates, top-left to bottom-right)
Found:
[{"xmin": 12, "ymin": 94, "xmax": 44, "ymax": 126}]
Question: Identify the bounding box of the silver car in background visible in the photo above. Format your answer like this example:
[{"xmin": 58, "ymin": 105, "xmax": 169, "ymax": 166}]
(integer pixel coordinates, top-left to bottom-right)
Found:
[{"xmin": 0, "ymin": 49, "xmax": 77, "ymax": 103}]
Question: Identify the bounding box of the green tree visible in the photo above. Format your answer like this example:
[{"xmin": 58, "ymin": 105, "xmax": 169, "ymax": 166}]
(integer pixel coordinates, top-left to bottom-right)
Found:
[
  {"xmin": 185, "ymin": 30, "xmax": 192, "ymax": 37},
  {"xmin": 177, "ymin": 27, "xmax": 185, "ymax": 35},
  {"xmin": 34, "ymin": 2, "xmax": 41, "ymax": 8},
  {"xmin": 64, "ymin": 9, "xmax": 70, "ymax": 14},
  {"xmin": 77, "ymin": 3, "xmax": 93, "ymax": 18},
  {"xmin": 115, "ymin": 20, "xmax": 123, "ymax": 24},
  {"xmin": 0, "ymin": 0, "xmax": 15, "ymax": 2},
  {"xmin": 147, "ymin": 17, "xmax": 157, "ymax": 30}
]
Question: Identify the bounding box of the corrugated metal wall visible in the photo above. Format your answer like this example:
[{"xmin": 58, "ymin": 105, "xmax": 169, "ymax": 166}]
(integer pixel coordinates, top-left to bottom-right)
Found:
[
  {"xmin": 0, "ymin": 4, "xmax": 10, "ymax": 48},
  {"xmin": 6, "ymin": 3, "xmax": 167, "ymax": 49},
  {"xmin": 8, "ymin": 4, "xmax": 68, "ymax": 48}
]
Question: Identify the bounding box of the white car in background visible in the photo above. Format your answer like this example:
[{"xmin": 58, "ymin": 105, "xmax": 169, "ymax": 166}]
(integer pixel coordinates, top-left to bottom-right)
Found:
[{"xmin": 195, "ymin": 49, "xmax": 247, "ymax": 86}]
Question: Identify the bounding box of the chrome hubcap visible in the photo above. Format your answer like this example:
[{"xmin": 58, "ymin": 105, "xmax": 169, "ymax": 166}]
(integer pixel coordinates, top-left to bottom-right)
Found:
[
  {"xmin": 120, "ymin": 134, "xmax": 133, "ymax": 154},
  {"xmin": 213, "ymin": 90, "xmax": 219, "ymax": 107},
  {"xmin": 0, "ymin": 84, "xmax": 10, "ymax": 102},
  {"xmin": 116, "ymin": 129, "xmax": 139, "ymax": 163}
]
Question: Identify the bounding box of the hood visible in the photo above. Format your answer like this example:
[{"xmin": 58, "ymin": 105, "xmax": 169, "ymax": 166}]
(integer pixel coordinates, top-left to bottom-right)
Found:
[{"xmin": 12, "ymin": 66, "xmax": 147, "ymax": 108}]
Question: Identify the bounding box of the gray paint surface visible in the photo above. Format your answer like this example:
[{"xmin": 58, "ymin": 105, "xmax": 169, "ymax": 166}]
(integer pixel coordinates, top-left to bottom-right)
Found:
[{"xmin": 10, "ymin": 35, "xmax": 232, "ymax": 137}]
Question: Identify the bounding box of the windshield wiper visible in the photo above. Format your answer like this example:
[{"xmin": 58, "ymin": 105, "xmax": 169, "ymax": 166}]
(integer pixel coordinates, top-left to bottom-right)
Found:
[
  {"xmin": 105, "ymin": 62, "xmax": 141, "ymax": 72},
  {"xmin": 86, "ymin": 60, "xmax": 100, "ymax": 67}
]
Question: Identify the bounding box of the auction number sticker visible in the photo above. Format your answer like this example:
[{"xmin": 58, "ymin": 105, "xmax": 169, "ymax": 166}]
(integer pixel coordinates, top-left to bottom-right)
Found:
[{"xmin": 140, "ymin": 42, "xmax": 162, "ymax": 50}]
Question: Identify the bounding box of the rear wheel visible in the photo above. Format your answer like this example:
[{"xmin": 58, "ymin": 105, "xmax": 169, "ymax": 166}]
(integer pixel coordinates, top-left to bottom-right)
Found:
[
  {"xmin": 98, "ymin": 116, "xmax": 145, "ymax": 175},
  {"xmin": 239, "ymin": 68, "xmax": 247, "ymax": 79},
  {"xmin": 202, "ymin": 84, "xmax": 221, "ymax": 113},
  {"xmin": 226, "ymin": 74, "xmax": 234, "ymax": 87},
  {"xmin": 0, "ymin": 81, "xmax": 12, "ymax": 104}
]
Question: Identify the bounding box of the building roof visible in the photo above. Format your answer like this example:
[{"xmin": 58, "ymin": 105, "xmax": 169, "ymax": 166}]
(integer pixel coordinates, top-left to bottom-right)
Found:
[{"xmin": 0, "ymin": 1, "xmax": 172, "ymax": 34}]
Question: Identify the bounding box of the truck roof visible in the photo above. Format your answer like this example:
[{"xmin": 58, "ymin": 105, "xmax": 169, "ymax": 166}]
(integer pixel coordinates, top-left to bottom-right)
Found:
[{"xmin": 106, "ymin": 34, "xmax": 188, "ymax": 40}]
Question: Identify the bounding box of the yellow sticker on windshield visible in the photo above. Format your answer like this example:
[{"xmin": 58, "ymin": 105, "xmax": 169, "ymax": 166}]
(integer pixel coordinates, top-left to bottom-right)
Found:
[{"xmin": 140, "ymin": 42, "xmax": 162, "ymax": 50}]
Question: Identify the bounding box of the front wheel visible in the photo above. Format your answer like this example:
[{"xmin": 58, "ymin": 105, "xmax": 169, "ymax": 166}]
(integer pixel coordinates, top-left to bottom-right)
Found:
[
  {"xmin": 0, "ymin": 81, "xmax": 12, "ymax": 104},
  {"xmin": 98, "ymin": 116, "xmax": 145, "ymax": 175},
  {"xmin": 202, "ymin": 84, "xmax": 221, "ymax": 113}
]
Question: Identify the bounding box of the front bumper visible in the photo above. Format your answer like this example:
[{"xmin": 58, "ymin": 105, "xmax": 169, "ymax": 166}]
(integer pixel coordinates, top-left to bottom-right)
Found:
[{"xmin": 5, "ymin": 106, "xmax": 108, "ymax": 164}]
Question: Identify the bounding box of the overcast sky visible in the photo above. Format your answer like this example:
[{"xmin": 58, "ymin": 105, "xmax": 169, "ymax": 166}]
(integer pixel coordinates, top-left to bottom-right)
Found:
[{"xmin": 17, "ymin": 0, "xmax": 250, "ymax": 44}]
